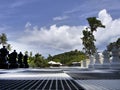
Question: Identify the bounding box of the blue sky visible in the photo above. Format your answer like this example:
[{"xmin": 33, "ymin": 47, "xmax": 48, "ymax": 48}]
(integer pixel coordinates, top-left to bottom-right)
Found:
[{"xmin": 0, "ymin": 0, "xmax": 120, "ymax": 57}]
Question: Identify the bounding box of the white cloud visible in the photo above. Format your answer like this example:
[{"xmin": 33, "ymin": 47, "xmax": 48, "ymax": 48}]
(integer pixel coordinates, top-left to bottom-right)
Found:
[
  {"xmin": 7, "ymin": 9, "xmax": 120, "ymax": 57},
  {"xmin": 25, "ymin": 22, "xmax": 31, "ymax": 28},
  {"xmin": 98, "ymin": 9, "xmax": 112, "ymax": 25},
  {"xmin": 8, "ymin": 41, "xmax": 30, "ymax": 53},
  {"xmin": 19, "ymin": 25, "xmax": 84, "ymax": 51},
  {"xmin": 53, "ymin": 16, "xmax": 69, "ymax": 21},
  {"xmin": 94, "ymin": 9, "xmax": 120, "ymax": 50}
]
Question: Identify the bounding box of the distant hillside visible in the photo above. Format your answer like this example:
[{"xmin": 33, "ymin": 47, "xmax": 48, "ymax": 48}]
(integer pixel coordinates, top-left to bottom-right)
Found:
[{"xmin": 47, "ymin": 49, "xmax": 88, "ymax": 66}]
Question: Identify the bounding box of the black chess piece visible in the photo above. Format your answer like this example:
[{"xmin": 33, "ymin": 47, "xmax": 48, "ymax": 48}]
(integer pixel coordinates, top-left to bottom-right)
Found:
[
  {"xmin": 8, "ymin": 50, "xmax": 18, "ymax": 68},
  {"xmin": 0, "ymin": 46, "xmax": 9, "ymax": 69},
  {"xmin": 23, "ymin": 54, "xmax": 29, "ymax": 68},
  {"xmin": 18, "ymin": 52, "xmax": 24, "ymax": 68}
]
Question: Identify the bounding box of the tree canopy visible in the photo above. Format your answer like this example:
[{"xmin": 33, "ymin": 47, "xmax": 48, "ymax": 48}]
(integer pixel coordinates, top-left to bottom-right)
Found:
[{"xmin": 87, "ymin": 17, "xmax": 105, "ymax": 32}]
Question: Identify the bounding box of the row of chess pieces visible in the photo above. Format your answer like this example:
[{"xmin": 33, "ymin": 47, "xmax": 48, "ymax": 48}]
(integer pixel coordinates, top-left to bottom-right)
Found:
[
  {"xmin": 81, "ymin": 46, "xmax": 120, "ymax": 69},
  {"xmin": 0, "ymin": 46, "xmax": 29, "ymax": 69},
  {"xmin": 88, "ymin": 46, "xmax": 120, "ymax": 69}
]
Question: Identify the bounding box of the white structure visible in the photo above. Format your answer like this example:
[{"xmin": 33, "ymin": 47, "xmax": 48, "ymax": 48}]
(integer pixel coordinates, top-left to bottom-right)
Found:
[
  {"xmin": 48, "ymin": 61, "xmax": 62, "ymax": 66},
  {"xmin": 81, "ymin": 60, "xmax": 87, "ymax": 68},
  {"xmin": 110, "ymin": 46, "xmax": 120, "ymax": 69},
  {"xmin": 94, "ymin": 52, "xmax": 103, "ymax": 69},
  {"xmin": 81, "ymin": 59, "xmax": 90, "ymax": 68},
  {"xmin": 88, "ymin": 55, "xmax": 95, "ymax": 69},
  {"xmin": 82, "ymin": 60, "xmax": 87, "ymax": 67},
  {"xmin": 102, "ymin": 50, "xmax": 110, "ymax": 69}
]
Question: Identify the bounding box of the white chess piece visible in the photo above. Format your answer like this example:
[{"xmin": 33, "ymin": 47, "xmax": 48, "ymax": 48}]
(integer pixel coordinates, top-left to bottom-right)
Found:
[
  {"xmin": 102, "ymin": 50, "xmax": 110, "ymax": 69},
  {"xmin": 110, "ymin": 46, "xmax": 120, "ymax": 69}
]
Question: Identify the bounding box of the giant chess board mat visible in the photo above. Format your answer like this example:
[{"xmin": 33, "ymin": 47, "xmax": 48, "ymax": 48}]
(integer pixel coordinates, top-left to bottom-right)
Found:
[{"xmin": 0, "ymin": 68, "xmax": 120, "ymax": 90}]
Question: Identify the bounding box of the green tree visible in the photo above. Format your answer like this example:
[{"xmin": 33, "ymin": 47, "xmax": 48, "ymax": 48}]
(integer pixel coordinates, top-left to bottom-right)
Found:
[
  {"xmin": 28, "ymin": 51, "xmax": 33, "ymax": 64},
  {"xmin": 107, "ymin": 38, "xmax": 120, "ymax": 51},
  {"xmin": 30, "ymin": 51, "xmax": 33, "ymax": 57},
  {"xmin": 81, "ymin": 17, "xmax": 105, "ymax": 55},
  {"xmin": 47, "ymin": 54, "xmax": 53, "ymax": 61},
  {"xmin": 24, "ymin": 51, "xmax": 28, "ymax": 55},
  {"xmin": 116, "ymin": 38, "xmax": 120, "ymax": 48},
  {"xmin": 0, "ymin": 33, "xmax": 8, "ymax": 46},
  {"xmin": 0, "ymin": 33, "xmax": 12, "ymax": 51},
  {"xmin": 34, "ymin": 53, "xmax": 43, "ymax": 67},
  {"xmin": 81, "ymin": 28, "xmax": 96, "ymax": 55},
  {"xmin": 6, "ymin": 44, "xmax": 12, "ymax": 51},
  {"xmin": 29, "ymin": 53, "xmax": 48, "ymax": 68}
]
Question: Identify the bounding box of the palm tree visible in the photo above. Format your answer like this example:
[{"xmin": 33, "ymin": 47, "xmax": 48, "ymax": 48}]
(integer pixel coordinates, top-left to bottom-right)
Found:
[
  {"xmin": 0, "ymin": 33, "xmax": 8, "ymax": 46},
  {"xmin": 87, "ymin": 17, "xmax": 105, "ymax": 32}
]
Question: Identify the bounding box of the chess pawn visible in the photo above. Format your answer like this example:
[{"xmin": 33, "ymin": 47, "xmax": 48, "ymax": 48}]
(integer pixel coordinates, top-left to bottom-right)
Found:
[
  {"xmin": 102, "ymin": 50, "xmax": 110, "ymax": 69},
  {"xmin": 110, "ymin": 46, "xmax": 120, "ymax": 69}
]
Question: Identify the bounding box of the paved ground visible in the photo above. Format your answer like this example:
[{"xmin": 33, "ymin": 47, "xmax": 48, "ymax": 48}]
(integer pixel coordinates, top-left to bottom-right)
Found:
[{"xmin": 0, "ymin": 68, "xmax": 120, "ymax": 90}]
